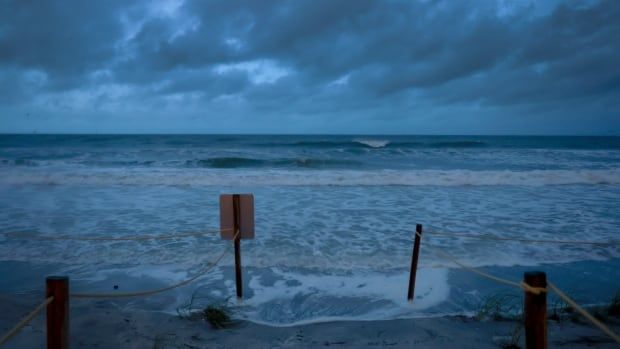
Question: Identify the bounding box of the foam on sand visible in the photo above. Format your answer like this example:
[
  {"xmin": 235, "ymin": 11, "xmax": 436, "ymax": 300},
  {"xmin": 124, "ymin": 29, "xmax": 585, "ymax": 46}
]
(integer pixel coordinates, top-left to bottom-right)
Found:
[{"xmin": 236, "ymin": 267, "xmax": 450, "ymax": 325}]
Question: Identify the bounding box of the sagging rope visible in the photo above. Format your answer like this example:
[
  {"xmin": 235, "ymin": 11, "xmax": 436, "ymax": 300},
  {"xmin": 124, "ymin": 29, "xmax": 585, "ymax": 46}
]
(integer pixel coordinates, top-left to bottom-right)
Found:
[
  {"xmin": 426, "ymin": 230, "xmax": 620, "ymax": 246},
  {"xmin": 415, "ymin": 231, "xmax": 545, "ymax": 294},
  {"xmin": 414, "ymin": 231, "xmax": 620, "ymax": 344},
  {"xmin": 70, "ymin": 231, "xmax": 238, "ymax": 298},
  {"xmin": 1, "ymin": 228, "xmax": 232, "ymax": 242},
  {"xmin": 0, "ymin": 296, "xmax": 54, "ymax": 346},
  {"xmin": 548, "ymin": 282, "xmax": 620, "ymax": 344}
]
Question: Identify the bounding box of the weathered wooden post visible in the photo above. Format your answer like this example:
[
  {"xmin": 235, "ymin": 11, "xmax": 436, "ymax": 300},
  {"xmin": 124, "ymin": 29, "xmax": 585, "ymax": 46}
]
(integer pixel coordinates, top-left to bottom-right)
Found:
[
  {"xmin": 407, "ymin": 224, "xmax": 423, "ymax": 302},
  {"xmin": 524, "ymin": 271, "xmax": 547, "ymax": 349},
  {"xmin": 46, "ymin": 276, "xmax": 69, "ymax": 349},
  {"xmin": 233, "ymin": 194, "xmax": 243, "ymax": 298}
]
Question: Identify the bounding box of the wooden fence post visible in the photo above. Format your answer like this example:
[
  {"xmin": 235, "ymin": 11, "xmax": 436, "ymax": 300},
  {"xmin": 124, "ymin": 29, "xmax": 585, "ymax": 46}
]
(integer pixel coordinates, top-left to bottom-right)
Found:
[
  {"xmin": 524, "ymin": 271, "xmax": 547, "ymax": 349},
  {"xmin": 407, "ymin": 224, "xmax": 423, "ymax": 302},
  {"xmin": 233, "ymin": 194, "xmax": 243, "ymax": 298},
  {"xmin": 46, "ymin": 276, "xmax": 69, "ymax": 349}
]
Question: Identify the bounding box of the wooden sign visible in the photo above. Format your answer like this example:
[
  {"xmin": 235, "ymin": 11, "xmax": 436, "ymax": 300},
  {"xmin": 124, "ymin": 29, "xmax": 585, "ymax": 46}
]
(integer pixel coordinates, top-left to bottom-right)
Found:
[{"xmin": 220, "ymin": 194, "xmax": 255, "ymax": 240}]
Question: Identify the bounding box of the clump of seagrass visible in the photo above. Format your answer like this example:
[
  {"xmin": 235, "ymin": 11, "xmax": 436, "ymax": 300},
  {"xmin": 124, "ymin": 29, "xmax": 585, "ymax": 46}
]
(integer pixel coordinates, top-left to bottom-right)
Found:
[
  {"xmin": 476, "ymin": 293, "xmax": 521, "ymax": 321},
  {"xmin": 549, "ymin": 294, "xmax": 573, "ymax": 322},
  {"xmin": 176, "ymin": 290, "xmax": 236, "ymax": 329},
  {"xmin": 203, "ymin": 304, "xmax": 233, "ymax": 329},
  {"xmin": 548, "ymin": 289, "xmax": 613, "ymax": 323},
  {"xmin": 477, "ymin": 293, "xmax": 523, "ymax": 348}
]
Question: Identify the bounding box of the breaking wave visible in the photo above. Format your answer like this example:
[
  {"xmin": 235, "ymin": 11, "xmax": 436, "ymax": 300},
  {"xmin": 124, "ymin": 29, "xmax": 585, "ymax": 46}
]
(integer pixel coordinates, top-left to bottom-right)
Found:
[
  {"xmin": 259, "ymin": 140, "xmax": 488, "ymax": 149},
  {"xmin": 353, "ymin": 139, "xmax": 391, "ymax": 148}
]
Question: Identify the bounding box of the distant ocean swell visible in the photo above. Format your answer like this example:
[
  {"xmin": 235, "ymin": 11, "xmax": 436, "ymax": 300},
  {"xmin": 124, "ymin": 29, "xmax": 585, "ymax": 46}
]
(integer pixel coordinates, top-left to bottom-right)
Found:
[
  {"xmin": 260, "ymin": 139, "xmax": 487, "ymax": 149},
  {"xmin": 3, "ymin": 168, "xmax": 619, "ymax": 186},
  {"xmin": 186, "ymin": 157, "xmax": 362, "ymax": 168},
  {"xmin": 0, "ymin": 157, "xmax": 362, "ymax": 169}
]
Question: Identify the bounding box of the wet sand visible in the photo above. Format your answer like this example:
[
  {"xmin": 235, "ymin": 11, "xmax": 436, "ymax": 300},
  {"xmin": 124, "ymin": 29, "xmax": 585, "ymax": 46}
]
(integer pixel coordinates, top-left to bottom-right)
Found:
[{"xmin": 1, "ymin": 299, "xmax": 619, "ymax": 348}]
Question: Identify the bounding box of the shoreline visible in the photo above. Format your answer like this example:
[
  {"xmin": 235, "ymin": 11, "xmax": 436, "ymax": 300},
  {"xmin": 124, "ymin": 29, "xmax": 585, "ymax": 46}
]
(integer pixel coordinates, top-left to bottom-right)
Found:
[{"xmin": 2, "ymin": 300, "xmax": 619, "ymax": 348}]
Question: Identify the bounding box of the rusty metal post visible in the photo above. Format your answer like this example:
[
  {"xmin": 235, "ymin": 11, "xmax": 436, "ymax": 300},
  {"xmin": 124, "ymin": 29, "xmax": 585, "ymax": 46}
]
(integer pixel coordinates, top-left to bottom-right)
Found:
[
  {"xmin": 46, "ymin": 276, "xmax": 69, "ymax": 349},
  {"xmin": 524, "ymin": 271, "xmax": 547, "ymax": 349},
  {"xmin": 233, "ymin": 194, "xmax": 243, "ymax": 298},
  {"xmin": 407, "ymin": 224, "xmax": 423, "ymax": 302}
]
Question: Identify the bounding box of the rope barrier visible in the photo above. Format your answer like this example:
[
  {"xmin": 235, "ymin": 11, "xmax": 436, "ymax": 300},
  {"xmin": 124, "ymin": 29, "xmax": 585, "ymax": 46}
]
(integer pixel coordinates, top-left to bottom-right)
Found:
[
  {"xmin": 548, "ymin": 282, "xmax": 620, "ymax": 344},
  {"xmin": 414, "ymin": 231, "xmax": 620, "ymax": 344},
  {"xmin": 1, "ymin": 228, "xmax": 231, "ymax": 242},
  {"xmin": 415, "ymin": 231, "xmax": 542, "ymax": 293},
  {"xmin": 426, "ymin": 230, "xmax": 620, "ymax": 246},
  {"xmin": 2, "ymin": 225, "xmax": 618, "ymax": 346},
  {"xmin": 0, "ymin": 296, "xmax": 54, "ymax": 346},
  {"xmin": 70, "ymin": 231, "xmax": 238, "ymax": 298}
]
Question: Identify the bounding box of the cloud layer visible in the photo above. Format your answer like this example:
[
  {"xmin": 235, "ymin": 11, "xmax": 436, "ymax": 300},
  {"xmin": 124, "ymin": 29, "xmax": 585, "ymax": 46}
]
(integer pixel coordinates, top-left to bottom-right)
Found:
[{"xmin": 1, "ymin": 0, "xmax": 619, "ymax": 134}]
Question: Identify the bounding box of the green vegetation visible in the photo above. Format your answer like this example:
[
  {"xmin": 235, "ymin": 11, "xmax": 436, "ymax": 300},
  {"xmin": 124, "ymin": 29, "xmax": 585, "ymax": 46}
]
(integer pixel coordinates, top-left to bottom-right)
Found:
[
  {"xmin": 176, "ymin": 290, "xmax": 236, "ymax": 329},
  {"xmin": 551, "ymin": 289, "xmax": 620, "ymax": 323},
  {"xmin": 475, "ymin": 294, "xmax": 524, "ymax": 348},
  {"xmin": 476, "ymin": 293, "xmax": 521, "ymax": 321},
  {"xmin": 549, "ymin": 295, "xmax": 573, "ymax": 322},
  {"xmin": 203, "ymin": 304, "xmax": 233, "ymax": 329}
]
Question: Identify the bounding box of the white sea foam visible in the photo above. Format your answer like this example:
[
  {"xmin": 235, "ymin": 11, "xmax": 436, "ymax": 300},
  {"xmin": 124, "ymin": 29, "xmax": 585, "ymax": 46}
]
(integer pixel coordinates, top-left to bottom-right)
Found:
[
  {"xmin": 353, "ymin": 139, "xmax": 390, "ymax": 148},
  {"xmin": 2, "ymin": 168, "xmax": 620, "ymax": 186},
  {"xmin": 238, "ymin": 268, "xmax": 450, "ymax": 325},
  {"xmin": 2, "ymin": 135, "xmax": 620, "ymax": 324}
]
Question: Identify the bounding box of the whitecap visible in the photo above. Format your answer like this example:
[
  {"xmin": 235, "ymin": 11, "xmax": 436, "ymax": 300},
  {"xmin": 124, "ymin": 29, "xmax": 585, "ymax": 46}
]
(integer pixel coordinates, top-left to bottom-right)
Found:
[{"xmin": 353, "ymin": 139, "xmax": 390, "ymax": 148}]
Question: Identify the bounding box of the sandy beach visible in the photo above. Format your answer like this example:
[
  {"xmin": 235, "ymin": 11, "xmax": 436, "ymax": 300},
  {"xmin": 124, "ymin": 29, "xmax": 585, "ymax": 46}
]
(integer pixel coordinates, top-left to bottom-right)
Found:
[{"xmin": 1, "ymin": 297, "xmax": 619, "ymax": 349}]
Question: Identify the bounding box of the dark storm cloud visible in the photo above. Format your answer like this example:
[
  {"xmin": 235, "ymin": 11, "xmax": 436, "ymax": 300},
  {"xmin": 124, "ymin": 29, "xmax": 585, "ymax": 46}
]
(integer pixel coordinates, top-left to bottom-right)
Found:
[
  {"xmin": 0, "ymin": 0, "xmax": 618, "ymax": 133},
  {"xmin": 0, "ymin": 1, "xmax": 130, "ymax": 81},
  {"xmin": 120, "ymin": 0, "xmax": 620, "ymax": 103}
]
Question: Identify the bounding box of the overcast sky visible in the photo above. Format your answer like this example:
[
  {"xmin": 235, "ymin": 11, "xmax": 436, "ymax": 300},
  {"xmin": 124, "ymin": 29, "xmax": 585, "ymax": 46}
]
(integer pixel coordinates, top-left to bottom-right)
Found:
[{"xmin": 0, "ymin": 0, "xmax": 619, "ymax": 134}]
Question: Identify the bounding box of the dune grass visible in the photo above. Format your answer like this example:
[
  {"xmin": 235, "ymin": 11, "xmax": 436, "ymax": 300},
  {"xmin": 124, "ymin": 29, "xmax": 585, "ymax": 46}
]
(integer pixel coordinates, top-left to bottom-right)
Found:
[
  {"xmin": 476, "ymin": 293, "xmax": 521, "ymax": 321},
  {"xmin": 176, "ymin": 290, "xmax": 236, "ymax": 329},
  {"xmin": 203, "ymin": 305, "xmax": 233, "ymax": 329},
  {"xmin": 475, "ymin": 293, "xmax": 524, "ymax": 348}
]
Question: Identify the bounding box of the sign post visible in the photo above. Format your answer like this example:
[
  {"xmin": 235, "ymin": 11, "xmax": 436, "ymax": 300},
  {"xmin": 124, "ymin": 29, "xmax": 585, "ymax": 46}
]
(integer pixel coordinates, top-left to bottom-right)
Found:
[
  {"xmin": 220, "ymin": 194, "xmax": 254, "ymax": 299},
  {"xmin": 233, "ymin": 194, "xmax": 242, "ymax": 298}
]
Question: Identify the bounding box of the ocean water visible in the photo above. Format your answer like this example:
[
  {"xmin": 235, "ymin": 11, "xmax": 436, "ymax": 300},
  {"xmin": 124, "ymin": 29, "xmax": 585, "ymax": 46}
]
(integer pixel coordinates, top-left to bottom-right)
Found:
[{"xmin": 1, "ymin": 134, "xmax": 619, "ymax": 324}]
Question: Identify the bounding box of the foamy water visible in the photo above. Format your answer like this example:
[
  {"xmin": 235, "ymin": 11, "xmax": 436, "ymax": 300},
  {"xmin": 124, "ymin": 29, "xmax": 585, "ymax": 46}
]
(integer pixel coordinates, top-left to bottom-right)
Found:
[{"xmin": 1, "ymin": 135, "xmax": 619, "ymax": 324}]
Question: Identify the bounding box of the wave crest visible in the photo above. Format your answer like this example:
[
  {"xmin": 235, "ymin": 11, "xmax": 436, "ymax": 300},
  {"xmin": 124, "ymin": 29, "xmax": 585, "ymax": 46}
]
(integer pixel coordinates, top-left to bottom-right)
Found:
[
  {"xmin": 262, "ymin": 140, "xmax": 487, "ymax": 149},
  {"xmin": 353, "ymin": 139, "xmax": 391, "ymax": 148}
]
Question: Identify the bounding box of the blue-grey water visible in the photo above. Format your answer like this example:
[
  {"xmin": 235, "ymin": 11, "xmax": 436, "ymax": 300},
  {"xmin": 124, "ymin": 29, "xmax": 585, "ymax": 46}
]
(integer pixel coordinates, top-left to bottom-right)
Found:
[{"xmin": 1, "ymin": 135, "xmax": 619, "ymax": 324}]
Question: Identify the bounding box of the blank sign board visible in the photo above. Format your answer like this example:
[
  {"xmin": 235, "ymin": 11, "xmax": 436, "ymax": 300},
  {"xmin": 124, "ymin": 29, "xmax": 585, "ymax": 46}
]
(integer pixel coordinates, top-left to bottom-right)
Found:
[{"xmin": 220, "ymin": 194, "xmax": 254, "ymax": 240}]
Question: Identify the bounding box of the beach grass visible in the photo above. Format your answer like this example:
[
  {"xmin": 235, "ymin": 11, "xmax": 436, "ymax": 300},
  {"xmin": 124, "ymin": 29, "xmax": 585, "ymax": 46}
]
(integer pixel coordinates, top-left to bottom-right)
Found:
[
  {"xmin": 475, "ymin": 293, "xmax": 521, "ymax": 321},
  {"xmin": 176, "ymin": 290, "xmax": 236, "ymax": 329},
  {"xmin": 549, "ymin": 292, "xmax": 573, "ymax": 322},
  {"xmin": 203, "ymin": 305, "xmax": 233, "ymax": 329}
]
